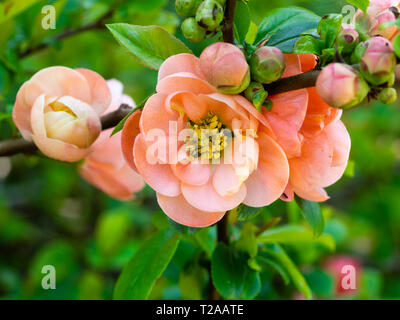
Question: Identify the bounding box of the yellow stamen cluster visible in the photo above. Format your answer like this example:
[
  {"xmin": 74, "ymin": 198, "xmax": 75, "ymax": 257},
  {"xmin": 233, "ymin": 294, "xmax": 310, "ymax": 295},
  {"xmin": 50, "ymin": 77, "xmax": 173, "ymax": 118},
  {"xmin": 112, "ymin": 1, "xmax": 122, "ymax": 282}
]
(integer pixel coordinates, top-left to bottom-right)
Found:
[{"xmin": 186, "ymin": 112, "xmax": 231, "ymax": 162}]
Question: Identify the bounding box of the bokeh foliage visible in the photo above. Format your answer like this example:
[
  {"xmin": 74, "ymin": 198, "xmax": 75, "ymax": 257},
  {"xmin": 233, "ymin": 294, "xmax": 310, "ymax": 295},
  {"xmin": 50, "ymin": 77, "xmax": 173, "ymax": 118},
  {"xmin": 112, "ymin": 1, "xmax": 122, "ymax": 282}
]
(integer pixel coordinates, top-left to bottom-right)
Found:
[{"xmin": 0, "ymin": 0, "xmax": 399, "ymax": 300}]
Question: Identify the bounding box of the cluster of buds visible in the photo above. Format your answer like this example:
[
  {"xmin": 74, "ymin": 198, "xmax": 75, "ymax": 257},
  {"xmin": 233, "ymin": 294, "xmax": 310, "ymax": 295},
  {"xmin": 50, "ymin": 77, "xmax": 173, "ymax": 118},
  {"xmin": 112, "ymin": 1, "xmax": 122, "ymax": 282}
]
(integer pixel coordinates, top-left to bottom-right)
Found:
[
  {"xmin": 176, "ymin": 0, "xmax": 226, "ymax": 43},
  {"xmin": 352, "ymin": 1, "xmax": 400, "ymax": 41},
  {"xmin": 318, "ymin": 35, "xmax": 398, "ymax": 108}
]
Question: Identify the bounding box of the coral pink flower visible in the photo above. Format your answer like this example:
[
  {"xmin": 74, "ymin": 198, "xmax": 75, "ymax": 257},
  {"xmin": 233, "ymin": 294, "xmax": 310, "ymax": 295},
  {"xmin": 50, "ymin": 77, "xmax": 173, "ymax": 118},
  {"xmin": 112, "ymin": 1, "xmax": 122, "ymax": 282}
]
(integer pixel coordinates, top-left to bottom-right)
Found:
[
  {"xmin": 13, "ymin": 67, "xmax": 111, "ymax": 162},
  {"xmin": 79, "ymin": 80, "xmax": 145, "ymax": 200},
  {"xmin": 122, "ymin": 53, "xmax": 290, "ymax": 227},
  {"xmin": 262, "ymin": 55, "xmax": 351, "ymax": 202}
]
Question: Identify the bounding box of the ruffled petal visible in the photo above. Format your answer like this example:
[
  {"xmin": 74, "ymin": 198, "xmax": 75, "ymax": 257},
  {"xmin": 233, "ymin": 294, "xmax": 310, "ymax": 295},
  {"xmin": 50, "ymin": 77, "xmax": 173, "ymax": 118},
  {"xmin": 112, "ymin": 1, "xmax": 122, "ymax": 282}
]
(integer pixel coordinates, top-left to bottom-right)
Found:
[
  {"xmin": 32, "ymin": 134, "xmax": 89, "ymax": 162},
  {"xmin": 158, "ymin": 53, "xmax": 206, "ymax": 81},
  {"xmin": 171, "ymin": 159, "xmax": 212, "ymax": 186},
  {"xmin": 243, "ymin": 133, "xmax": 289, "ymax": 207},
  {"xmin": 182, "ymin": 179, "xmax": 247, "ymax": 212},
  {"xmin": 299, "ymin": 54, "xmax": 317, "ymax": 72},
  {"xmin": 75, "ymin": 68, "xmax": 111, "ymax": 115},
  {"xmin": 157, "ymin": 193, "xmax": 225, "ymax": 228},
  {"xmin": 265, "ymin": 88, "xmax": 308, "ymax": 157},
  {"xmin": 156, "ymin": 72, "xmax": 216, "ymax": 95},
  {"xmin": 212, "ymin": 164, "xmax": 243, "ymax": 197},
  {"xmin": 80, "ymin": 161, "xmax": 144, "ymax": 200},
  {"xmin": 301, "ymin": 87, "xmax": 342, "ymax": 138},
  {"xmin": 165, "ymin": 91, "xmax": 208, "ymax": 122},
  {"xmin": 25, "ymin": 66, "xmax": 92, "ymax": 105},
  {"xmin": 133, "ymin": 134, "xmax": 181, "ymax": 197},
  {"xmin": 121, "ymin": 110, "xmax": 142, "ymax": 172}
]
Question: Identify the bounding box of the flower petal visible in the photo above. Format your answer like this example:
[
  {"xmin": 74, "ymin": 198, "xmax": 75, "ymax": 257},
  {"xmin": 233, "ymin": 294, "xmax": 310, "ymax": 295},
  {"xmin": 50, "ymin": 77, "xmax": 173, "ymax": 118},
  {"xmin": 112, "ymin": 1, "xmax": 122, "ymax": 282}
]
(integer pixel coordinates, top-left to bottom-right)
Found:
[
  {"xmin": 158, "ymin": 53, "xmax": 206, "ymax": 81},
  {"xmin": 32, "ymin": 134, "xmax": 89, "ymax": 162},
  {"xmin": 76, "ymin": 68, "xmax": 111, "ymax": 115},
  {"xmin": 157, "ymin": 193, "xmax": 225, "ymax": 228},
  {"xmin": 133, "ymin": 134, "xmax": 181, "ymax": 197},
  {"xmin": 156, "ymin": 72, "xmax": 216, "ymax": 95},
  {"xmin": 171, "ymin": 159, "xmax": 212, "ymax": 186},
  {"xmin": 182, "ymin": 178, "xmax": 247, "ymax": 212},
  {"xmin": 243, "ymin": 132, "xmax": 289, "ymax": 207},
  {"xmin": 121, "ymin": 110, "xmax": 142, "ymax": 172}
]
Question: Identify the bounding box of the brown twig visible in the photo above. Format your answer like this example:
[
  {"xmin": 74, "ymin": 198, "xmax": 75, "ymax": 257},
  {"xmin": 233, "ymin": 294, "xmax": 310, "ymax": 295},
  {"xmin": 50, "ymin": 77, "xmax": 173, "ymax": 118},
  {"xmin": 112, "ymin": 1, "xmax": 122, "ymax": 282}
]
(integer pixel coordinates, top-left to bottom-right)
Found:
[
  {"xmin": 19, "ymin": 9, "xmax": 114, "ymax": 58},
  {"xmin": 265, "ymin": 69, "xmax": 321, "ymax": 95},
  {"xmin": 222, "ymin": 0, "xmax": 237, "ymax": 43},
  {"xmin": 0, "ymin": 103, "xmax": 133, "ymax": 157}
]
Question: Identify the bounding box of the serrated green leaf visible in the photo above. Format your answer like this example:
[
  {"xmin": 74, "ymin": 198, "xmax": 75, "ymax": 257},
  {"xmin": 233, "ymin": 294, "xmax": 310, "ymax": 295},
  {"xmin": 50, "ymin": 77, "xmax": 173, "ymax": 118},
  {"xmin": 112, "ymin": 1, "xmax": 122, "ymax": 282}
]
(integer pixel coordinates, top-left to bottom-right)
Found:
[
  {"xmin": 254, "ymin": 7, "xmax": 320, "ymax": 53},
  {"xmin": 107, "ymin": 23, "xmax": 192, "ymax": 70},
  {"xmin": 113, "ymin": 228, "xmax": 180, "ymax": 299},
  {"xmin": 295, "ymin": 198, "xmax": 325, "ymax": 237}
]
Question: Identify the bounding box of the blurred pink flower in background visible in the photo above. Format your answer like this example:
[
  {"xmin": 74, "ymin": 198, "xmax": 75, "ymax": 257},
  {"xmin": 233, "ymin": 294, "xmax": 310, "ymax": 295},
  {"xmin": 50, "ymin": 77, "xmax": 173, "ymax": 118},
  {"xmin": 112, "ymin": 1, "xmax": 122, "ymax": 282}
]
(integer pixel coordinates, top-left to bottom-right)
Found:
[{"xmin": 79, "ymin": 80, "xmax": 145, "ymax": 200}]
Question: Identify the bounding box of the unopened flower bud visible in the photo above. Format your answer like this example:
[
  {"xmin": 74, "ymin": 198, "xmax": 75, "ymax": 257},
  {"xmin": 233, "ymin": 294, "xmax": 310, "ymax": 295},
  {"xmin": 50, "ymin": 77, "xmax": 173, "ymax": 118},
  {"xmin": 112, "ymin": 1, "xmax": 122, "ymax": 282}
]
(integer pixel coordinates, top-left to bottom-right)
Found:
[
  {"xmin": 337, "ymin": 27, "xmax": 359, "ymax": 54},
  {"xmin": 181, "ymin": 17, "xmax": 206, "ymax": 42},
  {"xmin": 196, "ymin": 0, "xmax": 224, "ymax": 31},
  {"xmin": 359, "ymin": 36, "xmax": 397, "ymax": 86},
  {"xmin": 371, "ymin": 10, "xmax": 398, "ymax": 40},
  {"xmin": 245, "ymin": 82, "xmax": 268, "ymax": 111},
  {"xmin": 175, "ymin": 0, "xmax": 203, "ymax": 17},
  {"xmin": 316, "ymin": 63, "xmax": 369, "ymax": 109},
  {"xmin": 379, "ymin": 87, "xmax": 397, "ymax": 104},
  {"xmin": 200, "ymin": 42, "xmax": 250, "ymax": 94},
  {"xmin": 249, "ymin": 46, "xmax": 286, "ymax": 84}
]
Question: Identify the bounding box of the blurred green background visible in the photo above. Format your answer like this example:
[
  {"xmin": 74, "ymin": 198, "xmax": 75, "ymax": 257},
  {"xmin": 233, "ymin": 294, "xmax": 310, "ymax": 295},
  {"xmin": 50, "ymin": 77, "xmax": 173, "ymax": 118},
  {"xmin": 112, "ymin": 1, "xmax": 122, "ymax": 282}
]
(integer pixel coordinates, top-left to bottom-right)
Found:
[{"xmin": 0, "ymin": 0, "xmax": 399, "ymax": 300}]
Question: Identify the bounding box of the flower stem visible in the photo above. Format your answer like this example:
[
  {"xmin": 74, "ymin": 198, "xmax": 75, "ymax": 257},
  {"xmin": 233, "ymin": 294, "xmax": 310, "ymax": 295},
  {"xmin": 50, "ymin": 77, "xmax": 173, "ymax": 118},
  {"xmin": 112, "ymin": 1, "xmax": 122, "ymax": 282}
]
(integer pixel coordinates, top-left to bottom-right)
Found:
[{"xmin": 222, "ymin": 0, "xmax": 237, "ymax": 44}]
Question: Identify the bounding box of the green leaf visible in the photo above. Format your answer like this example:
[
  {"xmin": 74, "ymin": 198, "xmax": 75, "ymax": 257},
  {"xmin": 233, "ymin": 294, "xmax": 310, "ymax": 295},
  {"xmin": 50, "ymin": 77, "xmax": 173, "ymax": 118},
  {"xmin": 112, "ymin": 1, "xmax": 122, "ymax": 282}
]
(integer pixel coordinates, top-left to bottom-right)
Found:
[
  {"xmin": 262, "ymin": 244, "xmax": 312, "ymax": 299},
  {"xmin": 194, "ymin": 226, "xmax": 217, "ymax": 258},
  {"xmin": 234, "ymin": 1, "xmax": 251, "ymax": 44},
  {"xmin": 107, "ymin": 23, "xmax": 192, "ymax": 70},
  {"xmin": 235, "ymin": 223, "xmax": 258, "ymax": 258},
  {"xmin": 346, "ymin": 0, "xmax": 369, "ymax": 14},
  {"xmin": 179, "ymin": 265, "xmax": 208, "ymax": 300},
  {"xmin": 393, "ymin": 34, "xmax": 400, "ymax": 59},
  {"xmin": 254, "ymin": 7, "xmax": 320, "ymax": 53},
  {"xmin": 113, "ymin": 228, "xmax": 180, "ymax": 299},
  {"xmin": 237, "ymin": 204, "xmax": 263, "ymax": 221},
  {"xmin": 256, "ymin": 256, "xmax": 290, "ymax": 285},
  {"xmin": 211, "ymin": 243, "xmax": 261, "ymax": 299},
  {"xmin": 294, "ymin": 36, "xmax": 324, "ymax": 55},
  {"xmin": 295, "ymin": 198, "xmax": 325, "ymax": 237},
  {"xmin": 257, "ymin": 225, "xmax": 335, "ymax": 251},
  {"xmin": 110, "ymin": 94, "xmax": 152, "ymax": 137},
  {"xmin": 317, "ymin": 14, "xmax": 343, "ymax": 48},
  {"xmin": 0, "ymin": 0, "xmax": 41, "ymax": 24}
]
